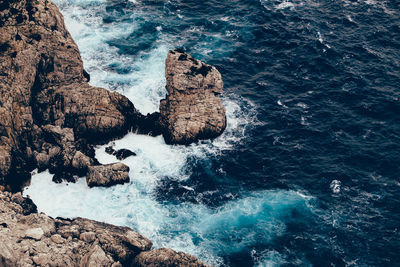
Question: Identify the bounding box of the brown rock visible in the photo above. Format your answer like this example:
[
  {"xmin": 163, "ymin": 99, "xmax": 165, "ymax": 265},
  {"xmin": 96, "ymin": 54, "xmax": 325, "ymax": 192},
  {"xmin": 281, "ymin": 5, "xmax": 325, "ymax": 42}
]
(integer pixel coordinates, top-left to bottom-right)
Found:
[
  {"xmin": 80, "ymin": 245, "xmax": 113, "ymax": 267},
  {"xmin": 86, "ymin": 163, "xmax": 130, "ymax": 187},
  {"xmin": 80, "ymin": 231, "xmax": 96, "ymax": 243},
  {"xmin": 0, "ymin": 191, "xmax": 154, "ymax": 266},
  {"xmin": 0, "ymin": 0, "xmax": 144, "ymax": 190},
  {"xmin": 24, "ymin": 227, "xmax": 44, "ymax": 241},
  {"xmin": 133, "ymin": 248, "xmax": 212, "ymax": 267},
  {"xmin": 50, "ymin": 234, "xmax": 65, "ymax": 244},
  {"xmin": 159, "ymin": 50, "xmax": 226, "ymax": 145},
  {"xmin": 72, "ymin": 151, "xmax": 93, "ymax": 173}
]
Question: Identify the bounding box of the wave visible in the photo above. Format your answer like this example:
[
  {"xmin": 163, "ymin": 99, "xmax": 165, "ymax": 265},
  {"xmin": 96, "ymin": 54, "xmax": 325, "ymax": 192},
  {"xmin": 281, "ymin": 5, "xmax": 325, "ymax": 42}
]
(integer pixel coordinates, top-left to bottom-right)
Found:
[{"xmin": 24, "ymin": 170, "xmax": 314, "ymax": 266}]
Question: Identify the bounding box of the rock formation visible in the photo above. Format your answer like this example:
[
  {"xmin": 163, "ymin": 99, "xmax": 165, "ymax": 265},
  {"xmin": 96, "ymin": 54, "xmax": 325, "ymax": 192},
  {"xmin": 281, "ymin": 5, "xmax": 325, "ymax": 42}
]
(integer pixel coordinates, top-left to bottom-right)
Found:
[
  {"xmin": 133, "ymin": 248, "xmax": 211, "ymax": 267},
  {"xmin": 0, "ymin": 191, "xmax": 209, "ymax": 266},
  {"xmin": 0, "ymin": 0, "xmax": 156, "ymax": 190},
  {"xmin": 159, "ymin": 50, "xmax": 227, "ymax": 145},
  {"xmin": 105, "ymin": 146, "xmax": 137, "ymax": 160},
  {"xmin": 86, "ymin": 163, "xmax": 130, "ymax": 187}
]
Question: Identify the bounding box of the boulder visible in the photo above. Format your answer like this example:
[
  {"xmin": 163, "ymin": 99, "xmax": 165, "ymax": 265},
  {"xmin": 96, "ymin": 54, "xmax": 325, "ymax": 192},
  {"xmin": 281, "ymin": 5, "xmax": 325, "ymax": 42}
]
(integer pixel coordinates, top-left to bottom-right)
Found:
[
  {"xmin": 86, "ymin": 163, "xmax": 130, "ymax": 187},
  {"xmin": 114, "ymin": 148, "xmax": 137, "ymax": 160},
  {"xmin": 24, "ymin": 228, "xmax": 44, "ymax": 241},
  {"xmin": 159, "ymin": 50, "xmax": 226, "ymax": 145},
  {"xmin": 72, "ymin": 151, "xmax": 93, "ymax": 173}
]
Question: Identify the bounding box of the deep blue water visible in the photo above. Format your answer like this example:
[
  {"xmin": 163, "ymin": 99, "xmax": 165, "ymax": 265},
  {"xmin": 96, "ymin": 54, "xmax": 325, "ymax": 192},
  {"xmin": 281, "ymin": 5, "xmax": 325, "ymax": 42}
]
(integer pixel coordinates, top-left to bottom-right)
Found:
[{"xmin": 32, "ymin": 0, "xmax": 400, "ymax": 266}]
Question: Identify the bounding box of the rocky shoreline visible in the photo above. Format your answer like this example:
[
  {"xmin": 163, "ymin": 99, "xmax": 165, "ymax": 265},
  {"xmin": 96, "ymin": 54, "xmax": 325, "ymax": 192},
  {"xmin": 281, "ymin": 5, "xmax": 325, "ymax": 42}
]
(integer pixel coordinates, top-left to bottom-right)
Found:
[
  {"xmin": 0, "ymin": 0, "xmax": 225, "ymax": 265},
  {"xmin": 0, "ymin": 190, "xmax": 210, "ymax": 266}
]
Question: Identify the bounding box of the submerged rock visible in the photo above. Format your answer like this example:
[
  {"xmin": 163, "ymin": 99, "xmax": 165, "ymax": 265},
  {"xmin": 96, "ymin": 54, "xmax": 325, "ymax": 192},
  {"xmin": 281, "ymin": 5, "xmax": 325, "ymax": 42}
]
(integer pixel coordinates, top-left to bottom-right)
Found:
[
  {"xmin": 105, "ymin": 146, "xmax": 137, "ymax": 160},
  {"xmin": 159, "ymin": 50, "xmax": 227, "ymax": 145},
  {"xmin": 86, "ymin": 163, "xmax": 130, "ymax": 187},
  {"xmin": 114, "ymin": 148, "xmax": 137, "ymax": 160}
]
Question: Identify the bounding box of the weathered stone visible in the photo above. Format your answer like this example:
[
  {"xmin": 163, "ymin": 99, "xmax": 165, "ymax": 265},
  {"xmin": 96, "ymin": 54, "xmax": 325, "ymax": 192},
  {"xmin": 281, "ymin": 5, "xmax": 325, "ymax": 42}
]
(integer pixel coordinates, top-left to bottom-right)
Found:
[
  {"xmin": 72, "ymin": 151, "xmax": 93, "ymax": 173},
  {"xmin": 32, "ymin": 253, "xmax": 51, "ymax": 266},
  {"xmin": 25, "ymin": 227, "xmax": 44, "ymax": 241},
  {"xmin": 80, "ymin": 231, "xmax": 96, "ymax": 243},
  {"xmin": 86, "ymin": 163, "xmax": 130, "ymax": 187},
  {"xmin": 0, "ymin": 2, "xmax": 214, "ymax": 266},
  {"xmin": 80, "ymin": 245, "xmax": 113, "ymax": 267},
  {"xmin": 50, "ymin": 234, "xmax": 65, "ymax": 244},
  {"xmin": 0, "ymin": 191, "xmax": 173, "ymax": 266},
  {"xmin": 133, "ymin": 248, "xmax": 212, "ymax": 267},
  {"xmin": 159, "ymin": 50, "xmax": 226, "ymax": 145}
]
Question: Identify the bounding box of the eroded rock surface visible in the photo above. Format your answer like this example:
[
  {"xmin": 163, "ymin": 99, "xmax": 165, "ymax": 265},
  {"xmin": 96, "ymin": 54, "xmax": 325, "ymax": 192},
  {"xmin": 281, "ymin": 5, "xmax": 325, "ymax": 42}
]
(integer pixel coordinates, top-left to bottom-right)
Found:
[
  {"xmin": 160, "ymin": 50, "xmax": 227, "ymax": 145},
  {"xmin": 0, "ymin": 191, "xmax": 209, "ymax": 266},
  {"xmin": 86, "ymin": 163, "xmax": 130, "ymax": 187},
  {"xmin": 133, "ymin": 248, "xmax": 212, "ymax": 267}
]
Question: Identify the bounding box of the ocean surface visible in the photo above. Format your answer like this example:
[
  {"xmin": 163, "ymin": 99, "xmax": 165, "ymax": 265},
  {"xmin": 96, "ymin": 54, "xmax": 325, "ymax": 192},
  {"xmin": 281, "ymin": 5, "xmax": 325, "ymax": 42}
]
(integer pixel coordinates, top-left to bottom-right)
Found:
[{"xmin": 24, "ymin": 0, "xmax": 400, "ymax": 266}]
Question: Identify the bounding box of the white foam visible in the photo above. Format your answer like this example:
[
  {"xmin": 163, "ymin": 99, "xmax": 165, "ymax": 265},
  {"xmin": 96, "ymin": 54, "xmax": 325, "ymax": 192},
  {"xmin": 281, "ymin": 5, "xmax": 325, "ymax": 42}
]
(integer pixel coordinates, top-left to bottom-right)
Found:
[
  {"xmin": 275, "ymin": 1, "xmax": 295, "ymax": 10},
  {"xmin": 25, "ymin": 172, "xmax": 312, "ymax": 266},
  {"xmin": 330, "ymin": 180, "xmax": 341, "ymax": 194},
  {"xmin": 253, "ymin": 250, "xmax": 287, "ymax": 267},
  {"xmin": 317, "ymin": 31, "xmax": 331, "ymax": 49}
]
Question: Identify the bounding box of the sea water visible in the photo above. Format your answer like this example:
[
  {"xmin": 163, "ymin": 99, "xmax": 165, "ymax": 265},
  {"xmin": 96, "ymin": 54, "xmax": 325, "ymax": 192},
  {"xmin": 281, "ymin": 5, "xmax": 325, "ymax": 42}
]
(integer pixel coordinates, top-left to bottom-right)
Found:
[{"xmin": 24, "ymin": 0, "xmax": 400, "ymax": 266}]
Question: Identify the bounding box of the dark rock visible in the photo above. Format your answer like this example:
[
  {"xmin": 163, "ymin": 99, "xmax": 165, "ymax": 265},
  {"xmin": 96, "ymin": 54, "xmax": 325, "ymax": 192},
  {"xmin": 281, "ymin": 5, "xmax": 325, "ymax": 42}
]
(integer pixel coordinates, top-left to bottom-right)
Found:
[
  {"xmin": 86, "ymin": 163, "xmax": 130, "ymax": 187},
  {"xmin": 11, "ymin": 193, "xmax": 37, "ymax": 215},
  {"xmin": 159, "ymin": 50, "xmax": 226, "ymax": 145},
  {"xmin": 135, "ymin": 112, "xmax": 163, "ymax": 136},
  {"xmin": 105, "ymin": 146, "xmax": 136, "ymax": 160},
  {"xmin": 52, "ymin": 171, "xmax": 77, "ymax": 184},
  {"xmin": 114, "ymin": 149, "xmax": 136, "ymax": 160},
  {"xmin": 105, "ymin": 146, "xmax": 116, "ymax": 155}
]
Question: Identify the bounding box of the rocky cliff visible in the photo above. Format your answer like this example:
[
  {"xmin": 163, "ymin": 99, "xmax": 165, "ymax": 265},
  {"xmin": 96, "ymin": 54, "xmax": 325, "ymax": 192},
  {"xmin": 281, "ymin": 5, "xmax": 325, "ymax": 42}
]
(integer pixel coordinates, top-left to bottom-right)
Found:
[{"xmin": 0, "ymin": 0, "xmax": 150, "ymax": 191}]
